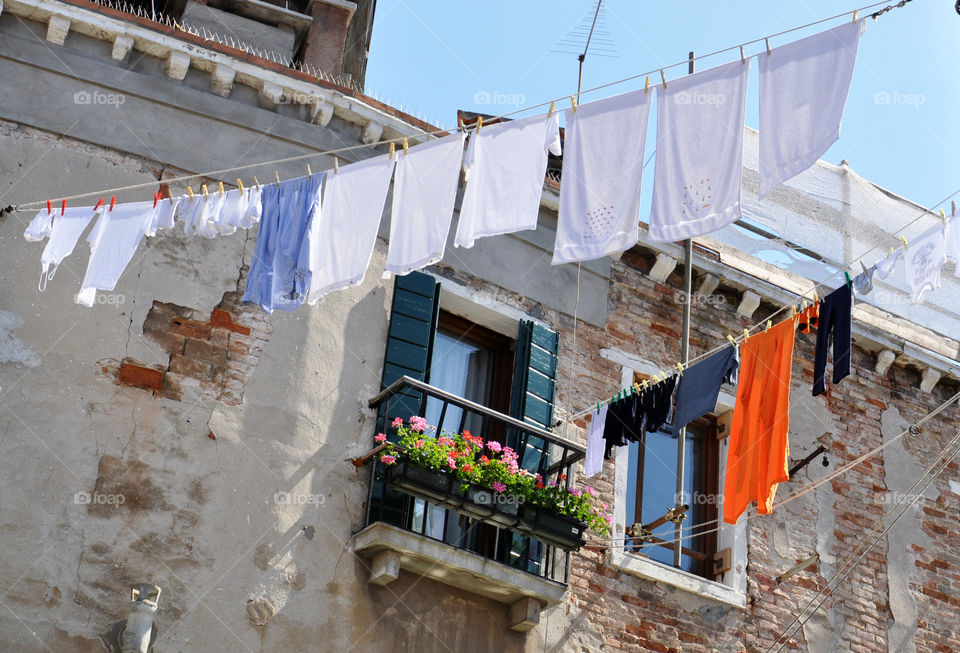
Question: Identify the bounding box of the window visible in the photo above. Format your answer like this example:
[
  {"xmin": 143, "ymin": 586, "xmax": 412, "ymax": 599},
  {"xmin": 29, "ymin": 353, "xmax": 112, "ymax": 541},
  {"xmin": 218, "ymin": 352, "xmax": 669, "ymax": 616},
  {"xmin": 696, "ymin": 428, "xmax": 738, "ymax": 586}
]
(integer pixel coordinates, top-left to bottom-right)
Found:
[
  {"xmin": 367, "ymin": 271, "xmax": 560, "ymax": 578},
  {"xmin": 624, "ymin": 414, "xmax": 719, "ymax": 578}
]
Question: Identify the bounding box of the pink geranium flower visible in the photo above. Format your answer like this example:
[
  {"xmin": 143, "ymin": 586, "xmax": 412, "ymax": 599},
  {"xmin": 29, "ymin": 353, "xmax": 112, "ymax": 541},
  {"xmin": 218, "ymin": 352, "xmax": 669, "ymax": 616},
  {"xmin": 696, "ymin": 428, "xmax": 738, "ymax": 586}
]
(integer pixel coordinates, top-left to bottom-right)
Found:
[
  {"xmin": 447, "ymin": 458, "xmax": 456, "ymax": 469},
  {"xmin": 391, "ymin": 417, "xmax": 403, "ymax": 428},
  {"xmin": 381, "ymin": 455, "xmax": 396, "ymax": 464},
  {"xmin": 486, "ymin": 441, "xmax": 502, "ymax": 453},
  {"xmin": 409, "ymin": 416, "xmax": 428, "ymax": 432},
  {"xmin": 374, "ymin": 433, "xmax": 387, "ymax": 443},
  {"xmin": 414, "ymin": 439, "xmax": 425, "ymax": 449},
  {"xmin": 492, "ymin": 481, "xmax": 506, "ymax": 493}
]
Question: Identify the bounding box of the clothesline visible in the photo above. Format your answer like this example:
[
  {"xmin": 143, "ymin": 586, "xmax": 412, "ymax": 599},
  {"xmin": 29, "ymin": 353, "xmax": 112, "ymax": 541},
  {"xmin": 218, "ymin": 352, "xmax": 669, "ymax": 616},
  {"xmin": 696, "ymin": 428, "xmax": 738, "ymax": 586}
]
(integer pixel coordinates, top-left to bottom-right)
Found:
[
  {"xmin": 587, "ymin": 389, "xmax": 960, "ymax": 547},
  {"xmin": 3, "ymin": 0, "xmax": 912, "ymax": 213},
  {"xmin": 560, "ymin": 182, "xmax": 960, "ymax": 426}
]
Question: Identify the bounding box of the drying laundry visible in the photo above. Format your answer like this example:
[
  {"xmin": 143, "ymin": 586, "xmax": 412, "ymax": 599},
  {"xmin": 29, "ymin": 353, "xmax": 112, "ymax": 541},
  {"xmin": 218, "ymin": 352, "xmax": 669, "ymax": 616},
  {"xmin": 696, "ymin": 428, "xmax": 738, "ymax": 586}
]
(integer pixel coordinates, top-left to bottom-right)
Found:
[
  {"xmin": 639, "ymin": 375, "xmax": 677, "ymax": 435},
  {"xmin": 25, "ymin": 205, "xmax": 103, "ymax": 288},
  {"xmin": 724, "ymin": 318, "xmax": 795, "ymax": 524},
  {"xmin": 243, "ymin": 174, "xmax": 323, "ymax": 313},
  {"xmin": 307, "ymin": 154, "xmax": 396, "ymax": 302},
  {"xmin": 875, "ymin": 247, "xmax": 902, "ymax": 280},
  {"xmin": 905, "ymin": 223, "xmax": 947, "ymax": 304},
  {"xmin": 852, "ymin": 261, "xmax": 876, "ymax": 296},
  {"xmin": 180, "ymin": 191, "xmax": 225, "ymax": 239},
  {"xmin": 758, "ymin": 20, "xmax": 865, "ymax": 197},
  {"xmin": 552, "ymin": 89, "xmax": 652, "ymax": 264},
  {"xmin": 649, "ymin": 60, "xmax": 750, "ymax": 242},
  {"xmin": 77, "ymin": 201, "xmax": 156, "ymax": 306},
  {"xmin": 603, "ymin": 392, "xmax": 639, "ymax": 458},
  {"xmin": 584, "ymin": 404, "xmax": 608, "ymax": 477},
  {"xmin": 672, "ymin": 346, "xmax": 738, "ymax": 431},
  {"xmin": 217, "ymin": 187, "xmax": 261, "ymax": 236},
  {"xmin": 385, "ymin": 133, "xmax": 465, "ymax": 275},
  {"xmin": 456, "ymin": 112, "xmax": 561, "ymax": 249},
  {"xmin": 146, "ymin": 196, "xmax": 182, "ymax": 237},
  {"xmin": 797, "ymin": 300, "xmax": 819, "ymax": 334},
  {"xmin": 812, "ymin": 284, "xmax": 852, "ymax": 396},
  {"xmin": 950, "ymin": 219, "xmax": 960, "ymax": 278}
]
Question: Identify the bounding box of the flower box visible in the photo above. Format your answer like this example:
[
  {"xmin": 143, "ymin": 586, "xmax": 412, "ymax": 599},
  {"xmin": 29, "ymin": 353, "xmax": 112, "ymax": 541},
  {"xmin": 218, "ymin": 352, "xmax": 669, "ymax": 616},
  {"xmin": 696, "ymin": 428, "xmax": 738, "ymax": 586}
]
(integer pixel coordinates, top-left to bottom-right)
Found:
[
  {"xmin": 517, "ymin": 506, "xmax": 587, "ymax": 552},
  {"xmin": 384, "ymin": 460, "xmax": 460, "ymax": 508}
]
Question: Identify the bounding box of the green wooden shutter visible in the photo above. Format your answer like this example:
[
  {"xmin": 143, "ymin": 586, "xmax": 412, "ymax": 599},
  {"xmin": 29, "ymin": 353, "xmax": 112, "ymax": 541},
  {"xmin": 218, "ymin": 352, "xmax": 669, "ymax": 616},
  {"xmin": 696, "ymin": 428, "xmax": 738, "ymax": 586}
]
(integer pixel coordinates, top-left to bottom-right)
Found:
[
  {"xmin": 509, "ymin": 320, "xmax": 558, "ymax": 474},
  {"xmin": 370, "ymin": 271, "xmax": 440, "ymax": 528},
  {"xmin": 379, "ymin": 271, "xmax": 441, "ymax": 418}
]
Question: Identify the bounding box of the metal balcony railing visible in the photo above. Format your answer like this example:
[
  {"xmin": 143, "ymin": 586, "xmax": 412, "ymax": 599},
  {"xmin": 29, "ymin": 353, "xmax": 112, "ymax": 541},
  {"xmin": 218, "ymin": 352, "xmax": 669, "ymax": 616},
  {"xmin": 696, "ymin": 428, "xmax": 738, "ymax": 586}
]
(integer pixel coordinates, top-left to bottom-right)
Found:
[{"xmin": 363, "ymin": 376, "xmax": 586, "ymax": 585}]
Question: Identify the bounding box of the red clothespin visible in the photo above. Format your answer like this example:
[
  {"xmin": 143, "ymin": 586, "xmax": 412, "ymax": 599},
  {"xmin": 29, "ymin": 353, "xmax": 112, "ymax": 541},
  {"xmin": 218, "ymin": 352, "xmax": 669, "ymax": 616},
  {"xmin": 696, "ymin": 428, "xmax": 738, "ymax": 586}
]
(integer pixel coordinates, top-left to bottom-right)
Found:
[
  {"xmin": 153, "ymin": 191, "xmax": 159, "ymax": 208},
  {"xmin": 60, "ymin": 199, "xmax": 66, "ymax": 215},
  {"xmin": 94, "ymin": 198, "xmax": 104, "ymax": 211},
  {"xmin": 109, "ymin": 196, "xmax": 117, "ymax": 212},
  {"xmin": 46, "ymin": 200, "xmax": 52, "ymax": 215}
]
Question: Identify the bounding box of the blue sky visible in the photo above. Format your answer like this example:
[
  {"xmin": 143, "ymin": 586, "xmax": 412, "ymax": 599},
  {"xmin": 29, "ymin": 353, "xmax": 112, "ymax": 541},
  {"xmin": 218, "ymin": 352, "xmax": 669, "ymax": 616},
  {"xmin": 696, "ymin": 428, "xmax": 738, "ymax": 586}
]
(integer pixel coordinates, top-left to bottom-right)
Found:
[{"xmin": 364, "ymin": 1, "xmax": 959, "ymax": 212}]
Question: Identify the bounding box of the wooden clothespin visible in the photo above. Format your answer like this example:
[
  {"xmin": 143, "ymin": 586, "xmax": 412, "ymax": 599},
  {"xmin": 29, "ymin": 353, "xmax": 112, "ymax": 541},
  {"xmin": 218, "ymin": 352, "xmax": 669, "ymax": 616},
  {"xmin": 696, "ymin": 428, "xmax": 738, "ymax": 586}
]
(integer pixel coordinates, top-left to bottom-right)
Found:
[
  {"xmin": 632, "ymin": 383, "xmax": 641, "ymax": 394},
  {"xmin": 765, "ymin": 37, "xmax": 771, "ymax": 56},
  {"xmin": 898, "ymin": 235, "xmax": 908, "ymax": 251},
  {"xmin": 740, "ymin": 45, "xmax": 746, "ymax": 64},
  {"xmin": 187, "ymin": 186, "xmax": 195, "ymax": 203},
  {"xmin": 389, "ymin": 142, "xmax": 395, "ymax": 159},
  {"xmin": 791, "ymin": 304, "xmax": 798, "ymax": 316},
  {"xmin": 402, "ymin": 138, "xmax": 409, "ymax": 156},
  {"xmin": 253, "ymin": 176, "xmax": 261, "ymax": 190},
  {"xmin": 274, "ymin": 171, "xmax": 280, "ymax": 188},
  {"xmin": 660, "ymin": 69, "xmax": 667, "ymax": 89},
  {"xmin": 332, "ymin": 156, "xmax": 339, "ymax": 174},
  {"xmin": 237, "ymin": 178, "xmax": 244, "ymax": 192},
  {"xmin": 852, "ymin": 10, "xmax": 858, "ymax": 23},
  {"xmin": 644, "ymin": 76, "xmax": 651, "ymax": 94},
  {"xmin": 201, "ymin": 184, "xmax": 209, "ymax": 199},
  {"xmin": 109, "ymin": 196, "xmax": 116, "ymax": 212},
  {"xmin": 812, "ymin": 290, "xmax": 819, "ymax": 303},
  {"xmin": 306, "ymin": 163, "xmax": 312, "ymax": 178},
  {"xmin": 476, "ymin": 116, "xmax": 483, "ymax": 132},
  {"xmin": 218, "ymin": 181, "xmax": 225, "ymax": 196},
  {"xmin": 940, "ymin": 208, "xmax": 947, "ymax": 223},
  {"xmin": 547, "ymin": 101, "xmax": 556, "ymax": 117},
  {"xmin": 569, "ymin": 95, "xmax": 577, "ymax": 114},
  {"xmin": 46, "ymin": 200, "xmax": 52, "ymax": 215}
]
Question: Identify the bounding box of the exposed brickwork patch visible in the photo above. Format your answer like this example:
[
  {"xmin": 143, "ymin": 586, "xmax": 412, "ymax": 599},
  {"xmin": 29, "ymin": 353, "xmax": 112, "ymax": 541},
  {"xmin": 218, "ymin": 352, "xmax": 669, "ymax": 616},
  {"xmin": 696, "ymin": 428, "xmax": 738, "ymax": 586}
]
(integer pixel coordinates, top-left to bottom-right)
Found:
[{"xmin": 117, "ymin": 359, "xmax": 164, "ymax": 391}]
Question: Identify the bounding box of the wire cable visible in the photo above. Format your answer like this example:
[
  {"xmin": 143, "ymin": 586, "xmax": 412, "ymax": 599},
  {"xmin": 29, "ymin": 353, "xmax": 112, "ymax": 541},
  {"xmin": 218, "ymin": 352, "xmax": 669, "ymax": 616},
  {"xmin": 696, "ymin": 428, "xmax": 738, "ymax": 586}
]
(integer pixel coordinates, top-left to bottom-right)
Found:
[{"xmin": 6, "ymin": 0, "xmax": 914, "ymax": 213}]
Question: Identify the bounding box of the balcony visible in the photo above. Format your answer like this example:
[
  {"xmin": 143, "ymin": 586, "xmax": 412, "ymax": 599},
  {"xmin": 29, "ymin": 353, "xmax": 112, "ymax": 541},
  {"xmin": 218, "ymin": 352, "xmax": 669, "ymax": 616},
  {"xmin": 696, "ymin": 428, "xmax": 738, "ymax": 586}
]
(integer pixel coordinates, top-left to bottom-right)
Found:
[{"xmin": 351, "ymin": 376, "xmax": 586, "ymax": 630}]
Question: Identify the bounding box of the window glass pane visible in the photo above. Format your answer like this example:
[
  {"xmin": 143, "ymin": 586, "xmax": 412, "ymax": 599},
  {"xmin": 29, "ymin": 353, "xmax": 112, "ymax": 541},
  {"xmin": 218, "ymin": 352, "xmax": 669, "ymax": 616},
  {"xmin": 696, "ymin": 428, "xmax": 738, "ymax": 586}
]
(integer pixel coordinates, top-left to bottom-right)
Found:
[{"xmin": 425, "ymin": 330, "xmax": 493, "ymax": 434}]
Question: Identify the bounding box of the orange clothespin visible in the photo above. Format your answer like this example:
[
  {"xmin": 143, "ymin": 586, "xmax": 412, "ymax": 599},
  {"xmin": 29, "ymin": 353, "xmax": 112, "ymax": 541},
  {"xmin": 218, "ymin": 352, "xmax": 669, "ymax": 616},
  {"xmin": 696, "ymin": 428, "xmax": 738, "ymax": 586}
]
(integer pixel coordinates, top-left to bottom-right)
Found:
[
  {"xmin": 153, "ymin": 191, "xmax": 159, "ymax": 208},
  {"xmin": 60, "ymin": 199, "xmax": 66, "ymax": 215},
  {"xmin": 109, "ymin": 196, "xmax": 116, "ymax": 212},
  {"xmin": 46, "ymin": 200, "xmax": 52, "ymax": 215},
  {"xmin": 94, "ymin": 198, "xmax": 104, "ymax": 211}
]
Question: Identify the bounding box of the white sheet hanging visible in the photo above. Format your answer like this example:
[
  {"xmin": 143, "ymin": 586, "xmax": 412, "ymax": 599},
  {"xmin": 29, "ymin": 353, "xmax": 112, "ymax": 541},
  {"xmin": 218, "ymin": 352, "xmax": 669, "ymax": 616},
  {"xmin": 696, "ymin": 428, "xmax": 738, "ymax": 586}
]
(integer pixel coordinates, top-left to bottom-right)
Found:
[
  {"xmin": 649, "ymin": 59, "xmax": 750, "ymax": 242},
  {"xmin": 385, "ymin": 133, "xmax": 465, "ymax": 275},
  {"xmin": 307, "ymin": 153, "xmax": 396, "ymax": 302},
  {"xmin": 758, "ymin": 20, "xmax": 865, "ymax": 198},
  {"xmin": 455, "ymin": 112, "xmax": 561, "ymax": 249},
  {"xmin": 552, "ymin": 89, "xmax": 652, "ymax": 265},
  {"xmin": 904, "ymin": 223, "xmax": 946, "ymax": 304}
]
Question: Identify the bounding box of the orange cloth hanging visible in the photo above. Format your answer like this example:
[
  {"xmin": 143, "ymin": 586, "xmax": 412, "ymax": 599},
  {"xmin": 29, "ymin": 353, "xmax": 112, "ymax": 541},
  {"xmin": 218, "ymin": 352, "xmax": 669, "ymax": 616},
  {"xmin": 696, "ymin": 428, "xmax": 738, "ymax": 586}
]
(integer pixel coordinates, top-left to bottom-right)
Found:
[{"xmin": 723, "ymin": 317, "xmax": 796, "ymax": 524}]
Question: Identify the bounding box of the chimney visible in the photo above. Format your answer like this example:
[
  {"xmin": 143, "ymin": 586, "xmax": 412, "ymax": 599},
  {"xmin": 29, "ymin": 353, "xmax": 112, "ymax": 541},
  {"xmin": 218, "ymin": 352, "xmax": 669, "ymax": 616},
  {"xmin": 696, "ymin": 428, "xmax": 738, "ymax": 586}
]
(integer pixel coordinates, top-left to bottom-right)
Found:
[{"xmin": 302, "ymin": 0, "xmax": 357, "ymax": 81}]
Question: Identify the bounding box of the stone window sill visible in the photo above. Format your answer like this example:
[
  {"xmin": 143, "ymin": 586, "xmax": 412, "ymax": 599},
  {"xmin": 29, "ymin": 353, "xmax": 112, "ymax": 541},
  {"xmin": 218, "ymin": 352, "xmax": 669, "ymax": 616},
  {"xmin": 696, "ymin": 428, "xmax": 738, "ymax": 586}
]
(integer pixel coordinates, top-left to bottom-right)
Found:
[{"xmin": 610, "ymin": 548, "xmax": 747, "ymax": 609}]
